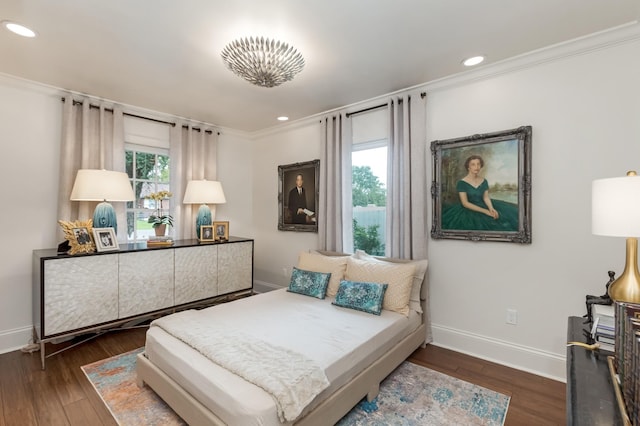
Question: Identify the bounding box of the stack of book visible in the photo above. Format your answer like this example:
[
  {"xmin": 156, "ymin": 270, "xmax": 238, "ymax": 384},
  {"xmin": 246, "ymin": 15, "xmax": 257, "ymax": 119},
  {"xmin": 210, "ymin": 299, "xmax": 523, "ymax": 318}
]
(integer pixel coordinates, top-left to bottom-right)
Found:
[
  {"xmin": 591, "ymin": 304, "xmax": 615, "ymax": 352},
  {"xmin": 614, "ymin": 301, "xmax": 640, "ymax": 425},
  {"xmin": 146, "ymin": 236, "xmax": 174, "ymax": 247}
]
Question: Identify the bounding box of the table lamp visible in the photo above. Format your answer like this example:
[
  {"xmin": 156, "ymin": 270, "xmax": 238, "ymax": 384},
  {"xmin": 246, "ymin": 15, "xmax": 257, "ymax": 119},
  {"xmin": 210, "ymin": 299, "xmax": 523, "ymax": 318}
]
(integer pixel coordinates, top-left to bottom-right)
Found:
[
  {"xmin": 183, "ymin": 180, "xmax": 226, "ymax": 239},
  {"xmin": 592, "ymin": 171, "xmax": 640, "ymax": 303},
  {"xmin": 70, "ymin": 169, "xmax": 135, "ymax": 234}
]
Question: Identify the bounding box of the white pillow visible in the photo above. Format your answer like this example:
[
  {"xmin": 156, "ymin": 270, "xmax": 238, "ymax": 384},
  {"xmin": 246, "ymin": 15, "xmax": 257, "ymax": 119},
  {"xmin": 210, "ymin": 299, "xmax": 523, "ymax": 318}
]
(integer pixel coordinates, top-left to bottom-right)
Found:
[
  {"xmin": 354, "ymin": 250, "xmax": 428, "ymax": 314},
  {"xmin": 345, "ymin": 257, "xmax": 416, "ymax": 317},
  {"xmin": 297, "ymin": 251, "xmax": 349, "ymax": 297}
]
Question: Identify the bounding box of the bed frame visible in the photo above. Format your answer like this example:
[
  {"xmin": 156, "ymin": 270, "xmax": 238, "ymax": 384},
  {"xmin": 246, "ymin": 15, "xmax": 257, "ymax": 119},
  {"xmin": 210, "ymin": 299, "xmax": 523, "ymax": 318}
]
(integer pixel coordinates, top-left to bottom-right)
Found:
[
  {"xmin": 137, "ymin": 252, "xmax": 430, "ymax": 425},
  {"xmin": 137, "ymin": 321, "xmax": 426, "ymax": 426}
]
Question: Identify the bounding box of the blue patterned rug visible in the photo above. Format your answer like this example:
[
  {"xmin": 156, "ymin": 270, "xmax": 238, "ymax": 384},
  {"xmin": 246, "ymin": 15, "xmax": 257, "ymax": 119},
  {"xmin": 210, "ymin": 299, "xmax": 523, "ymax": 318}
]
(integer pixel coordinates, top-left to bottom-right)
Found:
[{"xmin": 82, "ymin": 348, "xmax": 509, "ymax": 426}]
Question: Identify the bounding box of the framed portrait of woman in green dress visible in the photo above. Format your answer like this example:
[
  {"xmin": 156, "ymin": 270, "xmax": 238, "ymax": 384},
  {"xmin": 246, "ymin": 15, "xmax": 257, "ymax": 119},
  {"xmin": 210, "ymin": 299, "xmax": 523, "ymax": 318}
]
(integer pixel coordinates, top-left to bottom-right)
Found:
[{"xmin": 430, "ymin": 126, "xmax": 532, "ymax": 243}]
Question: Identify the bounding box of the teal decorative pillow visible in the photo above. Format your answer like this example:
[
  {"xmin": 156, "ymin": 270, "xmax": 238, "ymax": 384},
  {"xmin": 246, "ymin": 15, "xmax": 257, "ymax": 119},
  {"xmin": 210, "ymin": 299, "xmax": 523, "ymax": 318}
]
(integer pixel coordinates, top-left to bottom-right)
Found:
[
  {"xmin": 332, "ymin": 280, "xmax": 388, "ymax": 315},
  {"xmin": 287, "ymin": 267, "xmax": 331, "ymax": 299}
]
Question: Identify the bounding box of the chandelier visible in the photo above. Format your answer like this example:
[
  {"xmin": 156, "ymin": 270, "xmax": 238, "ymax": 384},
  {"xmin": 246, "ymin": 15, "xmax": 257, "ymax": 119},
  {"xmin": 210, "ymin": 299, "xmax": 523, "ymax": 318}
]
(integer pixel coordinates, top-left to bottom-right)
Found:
[{"xmin": 221, "ymin": 37, "xmax": 305, "ymax": 88}]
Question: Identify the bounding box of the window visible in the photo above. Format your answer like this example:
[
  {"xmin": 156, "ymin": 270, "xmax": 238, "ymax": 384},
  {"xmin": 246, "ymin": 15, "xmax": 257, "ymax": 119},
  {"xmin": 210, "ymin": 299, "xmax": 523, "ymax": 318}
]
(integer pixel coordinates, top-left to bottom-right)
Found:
[
  {"xmin": 350, "ymin": 108, "xmax": 388, "ymax": 256},
  {"xmin": 125, "ymin": 145, "xmax": 170, "ymax": 241}
]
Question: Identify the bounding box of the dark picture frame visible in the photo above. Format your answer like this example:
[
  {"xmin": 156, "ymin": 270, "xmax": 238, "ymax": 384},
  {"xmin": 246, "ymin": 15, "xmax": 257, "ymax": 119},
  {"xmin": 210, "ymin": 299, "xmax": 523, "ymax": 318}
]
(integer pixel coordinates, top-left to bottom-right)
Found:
[
  {"xmin": 278, "ymin": 159, "xmax": 319, "ymax": 232},
  {"xmin": 431, "ymin": 126, "xmax": 532, "ymax": 243}
]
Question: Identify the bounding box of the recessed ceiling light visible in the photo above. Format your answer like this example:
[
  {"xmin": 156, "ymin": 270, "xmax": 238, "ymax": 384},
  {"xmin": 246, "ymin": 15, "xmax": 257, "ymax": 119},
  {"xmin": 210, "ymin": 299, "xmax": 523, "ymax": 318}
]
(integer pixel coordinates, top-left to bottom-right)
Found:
[
  {"xmin": 2, "ymin": 21, "xmax": 37, "ymax": 38},
  {"xmin": 277, "ymin": 116, "xmax": 289, "ymax": 122},
  {"xmin": 462, "ymin": 56, "xmax": 484, "ymax": 67}
]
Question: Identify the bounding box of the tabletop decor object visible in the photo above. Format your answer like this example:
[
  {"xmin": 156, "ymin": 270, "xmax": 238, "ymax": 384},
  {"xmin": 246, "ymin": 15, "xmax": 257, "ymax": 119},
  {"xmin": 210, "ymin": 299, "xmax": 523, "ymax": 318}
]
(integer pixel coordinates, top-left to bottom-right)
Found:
[
  {"xmin": 147, "ymin": 190, "xmax": 173, "ymax": 237},
  {"xmin": 183, "ymin": 180, "xmax": 226, "ymax": 239},
  {"xmin": 58, "ymin": 219, "xmax": 95, "ymax": 254},
  {"xmin": 70, "ymin": 169, "xmax": 135, "ymax": 234}
]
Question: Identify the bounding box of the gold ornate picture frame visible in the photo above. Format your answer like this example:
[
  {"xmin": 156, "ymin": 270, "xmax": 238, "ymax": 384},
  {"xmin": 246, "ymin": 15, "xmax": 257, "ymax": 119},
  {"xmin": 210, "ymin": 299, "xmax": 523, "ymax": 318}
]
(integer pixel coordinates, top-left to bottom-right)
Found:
[{"xmin": 58, "ymin": 219, "xmax": 95, "ymax": 254}]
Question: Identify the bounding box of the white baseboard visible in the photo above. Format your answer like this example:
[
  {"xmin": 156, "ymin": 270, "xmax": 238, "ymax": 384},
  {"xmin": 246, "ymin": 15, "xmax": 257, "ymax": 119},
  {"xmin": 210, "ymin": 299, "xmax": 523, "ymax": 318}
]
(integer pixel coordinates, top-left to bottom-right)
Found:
[
  {"xmin": 0, "ymin": 325, "xmax": 33, "ymax": 355},
  {"xmin": 432, "ymin": 323, "xmax": 566, "ymax": 383},
  {"xmin": 254, "ymin": 280, "xmax": 284, "ymax": 294}
]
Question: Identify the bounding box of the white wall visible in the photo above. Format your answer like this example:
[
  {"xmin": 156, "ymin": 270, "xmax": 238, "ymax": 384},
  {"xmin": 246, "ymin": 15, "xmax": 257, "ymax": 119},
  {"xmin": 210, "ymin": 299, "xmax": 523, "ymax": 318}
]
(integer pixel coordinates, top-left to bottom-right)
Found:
[
  {"xmin": 426, "ymin": 37, "xmax": 640, "ymax": 380},
  {"xmin": 250, "ymin": 33, "xmax": 640, "ymax": 380},
  {"xmin": 216, "ymin": 130, "xmax": 254, "ymax": 239},
  {"xmin": 250, "ymin": 122, "xmax": 322, "ymax": 289},
  {"xmin": 0, "ymin": 76, "xmax": 61, "ymax": 352}
]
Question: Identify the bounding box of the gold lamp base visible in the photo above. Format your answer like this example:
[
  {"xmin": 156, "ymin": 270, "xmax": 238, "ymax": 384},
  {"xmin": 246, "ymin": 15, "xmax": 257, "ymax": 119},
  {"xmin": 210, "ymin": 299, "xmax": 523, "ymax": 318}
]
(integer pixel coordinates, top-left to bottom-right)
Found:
[{"xmin": 608, "ymin": 238, "xmax": 640, "ymax": 303}]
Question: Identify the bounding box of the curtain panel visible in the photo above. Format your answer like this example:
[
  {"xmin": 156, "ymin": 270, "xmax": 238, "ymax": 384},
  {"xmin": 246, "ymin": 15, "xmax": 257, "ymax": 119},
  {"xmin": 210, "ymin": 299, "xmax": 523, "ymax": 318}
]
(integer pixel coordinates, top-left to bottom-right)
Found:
[
  {"xmin": 319, "ymin": 113, "xmax": 353, "ymax": 253},
  {"xmin": 387, "ymin": 92, "xmax": 430, "ymax": 342},
  {"xmin": 170, "ymin": 124, "xmax": 218, "ymax": 240},
  {"xmin": 57, "ymin": 96, "xmax": 126, "ymax": 239},
  {"xmin": 386, "ymin": 92, "xmax": 428, "ymax": 261}
]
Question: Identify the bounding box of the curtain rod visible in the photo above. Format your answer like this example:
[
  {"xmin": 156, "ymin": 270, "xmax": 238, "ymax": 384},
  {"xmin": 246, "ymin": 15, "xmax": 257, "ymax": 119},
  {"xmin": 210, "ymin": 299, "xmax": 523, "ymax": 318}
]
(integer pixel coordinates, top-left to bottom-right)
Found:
[
  {"xmin": 61, "ymin": 97, "xmax": 218, "ymax": 135},
  {"xmin": 345, "ymin": 103, "xmax": 386, "ymax": 118},
  {"xmin": 344, "ymin": 92, "xmax": 426, "ymax": 118}
]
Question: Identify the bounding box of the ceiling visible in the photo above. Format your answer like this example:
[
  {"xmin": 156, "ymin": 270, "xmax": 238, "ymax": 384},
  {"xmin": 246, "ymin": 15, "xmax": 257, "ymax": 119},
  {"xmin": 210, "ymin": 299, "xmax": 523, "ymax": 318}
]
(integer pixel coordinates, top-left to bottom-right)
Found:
[{"xmin": 1, "ymin": 1, "xmax": 638, "ymax": 132}]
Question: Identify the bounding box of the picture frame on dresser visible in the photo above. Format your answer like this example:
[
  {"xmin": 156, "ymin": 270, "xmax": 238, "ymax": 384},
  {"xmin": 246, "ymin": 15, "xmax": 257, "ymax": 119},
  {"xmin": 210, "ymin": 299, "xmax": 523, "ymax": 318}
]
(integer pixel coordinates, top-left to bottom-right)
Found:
[
  {"xmin": 213, "ymin": 221, "xmax": 229, "ymax": 241},
  {"xmin": 93, "ymin": 228, "xmax": 119, "ymax": 252},
  {"xmin": 200, "ymin": 225, "xmax": 215, "ymax": 242},
  {"xmin": 58, "ymin": 219, "xmax": 96, "ymax": 254}
]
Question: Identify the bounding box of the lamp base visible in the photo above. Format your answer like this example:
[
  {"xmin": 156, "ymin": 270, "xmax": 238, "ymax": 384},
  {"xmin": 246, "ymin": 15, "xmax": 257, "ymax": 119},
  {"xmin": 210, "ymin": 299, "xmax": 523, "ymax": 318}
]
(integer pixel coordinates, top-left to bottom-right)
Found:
[
  {"xmin": 608, "ymin": 237, "xmax": 640, "ymax": 303},
  {"xmin": 93, "ymin": 202, "xmax": 118, "ymax": 234},
  {"xmin": 196, "ymin": 204, "xmax": 212, "ymax": 239}
]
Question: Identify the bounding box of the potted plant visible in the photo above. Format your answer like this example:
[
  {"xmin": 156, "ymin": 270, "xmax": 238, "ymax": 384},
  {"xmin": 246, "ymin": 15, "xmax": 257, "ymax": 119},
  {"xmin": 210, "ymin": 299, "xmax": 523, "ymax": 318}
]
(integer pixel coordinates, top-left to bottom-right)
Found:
[{"xmin": 147, "ymin": 190, "xmax": 174, "ymax": 237}]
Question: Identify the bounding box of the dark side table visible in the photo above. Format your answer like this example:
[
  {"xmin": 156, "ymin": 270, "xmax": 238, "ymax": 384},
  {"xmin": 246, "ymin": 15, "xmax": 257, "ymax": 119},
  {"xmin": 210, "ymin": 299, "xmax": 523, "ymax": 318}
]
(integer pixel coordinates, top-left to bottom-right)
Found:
[{"xmin": 566, "ymin": 316, "xmax": 622, "ymax": 425}]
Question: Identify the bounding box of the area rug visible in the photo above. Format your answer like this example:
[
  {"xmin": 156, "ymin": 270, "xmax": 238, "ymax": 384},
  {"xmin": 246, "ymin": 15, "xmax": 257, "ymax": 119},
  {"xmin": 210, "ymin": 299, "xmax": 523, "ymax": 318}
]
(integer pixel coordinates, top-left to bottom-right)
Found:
[{"xmin": 82, "ymin": 348, "xmax": 509, "ymax": 426}]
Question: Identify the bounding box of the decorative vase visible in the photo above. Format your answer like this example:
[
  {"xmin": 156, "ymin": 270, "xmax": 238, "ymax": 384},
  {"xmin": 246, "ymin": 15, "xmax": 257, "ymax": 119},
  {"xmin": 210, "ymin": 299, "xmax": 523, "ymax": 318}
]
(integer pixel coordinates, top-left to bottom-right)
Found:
[{"xmin": 155, "ymin": 224, "xmax": 167, "ymax": 237}]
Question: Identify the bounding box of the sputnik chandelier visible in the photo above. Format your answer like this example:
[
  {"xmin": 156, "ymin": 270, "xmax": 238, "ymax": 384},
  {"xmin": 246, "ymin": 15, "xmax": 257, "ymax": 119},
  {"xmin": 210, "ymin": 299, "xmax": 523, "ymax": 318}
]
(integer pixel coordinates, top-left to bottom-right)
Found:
[{"xmin": 221, "ymin": 37, "xmax": 305, "ymax": 88}]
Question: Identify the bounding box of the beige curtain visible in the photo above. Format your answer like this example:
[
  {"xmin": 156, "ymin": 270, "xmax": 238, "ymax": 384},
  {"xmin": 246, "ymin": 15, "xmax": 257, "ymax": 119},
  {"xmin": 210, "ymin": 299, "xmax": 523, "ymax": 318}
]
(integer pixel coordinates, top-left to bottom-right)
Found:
[
  {"xmin": 386, "ymin": 92, "xmax": 427, "ymax": 260},
  {"xmin": 319, "ymin": 113, "xmax": 353, "ymax": 252},
  {"xmin": 387, "ymin": 92, "xmax": 430, "ymax": 342},
  {"xmin": 170, "ymin": 124, "xmax": 218, "ymax": 240},
  {"xmin": 57, "ymin": 95, "xmax": 125, "ymax": 239}
]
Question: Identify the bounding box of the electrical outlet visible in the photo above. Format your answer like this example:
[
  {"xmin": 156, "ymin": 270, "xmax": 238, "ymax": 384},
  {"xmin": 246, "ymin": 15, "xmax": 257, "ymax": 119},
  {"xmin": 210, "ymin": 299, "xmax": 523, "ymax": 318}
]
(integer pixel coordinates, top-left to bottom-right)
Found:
[
  {"xmin": 282, "ymin": 267, "xmax": 289, "ymax": 277},
  {"xmin": 506, "ymin": 309, "xmax": 518, "ymax": 325}
]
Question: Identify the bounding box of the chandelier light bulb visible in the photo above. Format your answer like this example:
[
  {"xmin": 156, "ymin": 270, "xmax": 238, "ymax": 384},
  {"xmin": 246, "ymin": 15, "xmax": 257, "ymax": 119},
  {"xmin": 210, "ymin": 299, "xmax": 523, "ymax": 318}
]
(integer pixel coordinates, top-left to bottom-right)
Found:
[{"xmin": 221, "ymin": 37, "xmax": 305, "ymax": 88}]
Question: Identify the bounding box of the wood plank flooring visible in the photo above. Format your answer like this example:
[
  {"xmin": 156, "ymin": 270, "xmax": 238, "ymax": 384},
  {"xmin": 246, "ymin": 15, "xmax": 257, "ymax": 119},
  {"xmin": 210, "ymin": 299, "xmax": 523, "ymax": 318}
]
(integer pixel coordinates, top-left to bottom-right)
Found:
[{"xmin": 0, "ymin": 329, "xmax": 565, "ymax": 425}]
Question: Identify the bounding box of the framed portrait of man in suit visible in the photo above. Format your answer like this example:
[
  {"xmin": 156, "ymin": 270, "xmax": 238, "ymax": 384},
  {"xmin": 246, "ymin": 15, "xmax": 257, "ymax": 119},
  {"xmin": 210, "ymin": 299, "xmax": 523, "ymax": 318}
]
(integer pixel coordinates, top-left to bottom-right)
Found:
[{"xmin": 278, "ymin": 159, "xmax": 319, "ymax": 232}]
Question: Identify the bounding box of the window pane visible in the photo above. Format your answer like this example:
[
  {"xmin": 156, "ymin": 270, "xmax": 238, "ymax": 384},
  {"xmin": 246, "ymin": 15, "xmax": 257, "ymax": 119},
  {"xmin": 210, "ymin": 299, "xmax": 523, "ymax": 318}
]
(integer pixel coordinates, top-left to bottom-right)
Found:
[
  {"xmin": 135, "ymin": 152, "xmax": 156, "ymax": 180},
  {"xmin": 352, "ymin": 146, "xmax": 387, "ymax": 256},
  {"xmin": 125, "ymin": 151, "xmax": 133, "ymax": 178},
  {"xmin": 158, "ymin": 154, "xmax": 170, "ymax": 183}
]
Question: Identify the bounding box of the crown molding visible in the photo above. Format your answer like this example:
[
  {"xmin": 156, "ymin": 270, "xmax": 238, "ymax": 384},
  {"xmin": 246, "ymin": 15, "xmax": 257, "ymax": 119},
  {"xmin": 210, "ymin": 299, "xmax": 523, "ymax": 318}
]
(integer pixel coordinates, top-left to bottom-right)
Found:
[{"xmin": 252, "ymin": 21, "xmax": 640, "ymax": 139}]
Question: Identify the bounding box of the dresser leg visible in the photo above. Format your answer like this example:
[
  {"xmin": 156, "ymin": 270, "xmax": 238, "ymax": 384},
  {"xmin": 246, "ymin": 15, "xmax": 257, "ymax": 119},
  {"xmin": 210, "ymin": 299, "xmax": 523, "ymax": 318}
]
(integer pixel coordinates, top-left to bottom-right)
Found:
[{"xmin": 40, "ymin": 341, "xmax": 45, "ymax": 370}]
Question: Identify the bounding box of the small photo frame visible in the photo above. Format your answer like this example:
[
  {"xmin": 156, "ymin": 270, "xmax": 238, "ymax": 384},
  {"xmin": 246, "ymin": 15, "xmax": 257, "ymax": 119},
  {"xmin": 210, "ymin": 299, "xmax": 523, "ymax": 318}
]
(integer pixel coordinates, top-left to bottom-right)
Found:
[
  {"xmin": 58, "ymin": 219, "xmax": 95, "ymax": 255},
  {"xmin": 200, "ymin": 225, "xmax": 215, "ymax": 242},
  {"xmin": 92, "ymin": 228, "xmax": 120, "ymax": 252},
  {"xmin": 213, "ymin": 221, "xmax": 229, "ymax": 242}
]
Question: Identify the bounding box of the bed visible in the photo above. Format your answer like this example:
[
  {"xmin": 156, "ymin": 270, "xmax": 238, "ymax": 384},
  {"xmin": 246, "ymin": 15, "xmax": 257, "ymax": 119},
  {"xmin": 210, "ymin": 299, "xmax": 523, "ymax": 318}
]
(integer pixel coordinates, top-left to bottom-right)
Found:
[{"xmin": 137, "ymin": 251, "xmax": 430, "ymax": 425}]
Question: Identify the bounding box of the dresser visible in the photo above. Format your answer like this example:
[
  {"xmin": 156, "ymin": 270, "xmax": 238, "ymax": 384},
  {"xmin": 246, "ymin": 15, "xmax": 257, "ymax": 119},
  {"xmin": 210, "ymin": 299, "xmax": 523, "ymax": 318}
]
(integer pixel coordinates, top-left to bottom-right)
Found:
[
  {"xmin": 566, "ymin": 316, "xmax": 622, "ymax": 425},
  {"xmin": 33, "ymin": 237, "xmax": 253, "ymax": 368}
]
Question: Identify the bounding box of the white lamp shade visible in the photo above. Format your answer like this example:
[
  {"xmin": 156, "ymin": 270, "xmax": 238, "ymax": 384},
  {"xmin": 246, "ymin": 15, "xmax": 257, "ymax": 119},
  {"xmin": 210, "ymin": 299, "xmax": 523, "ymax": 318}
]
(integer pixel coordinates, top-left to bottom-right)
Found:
[
  {"xmin": 70, "ymin": 169, "xmax": 135, "ymax": 202},
  {"xmin": 183, "ymin": 180, "xmax": 226, "ymax": 204},
  {"xmin": 592, "ymin": 175, "xmax": 640, "ymax": 237}
]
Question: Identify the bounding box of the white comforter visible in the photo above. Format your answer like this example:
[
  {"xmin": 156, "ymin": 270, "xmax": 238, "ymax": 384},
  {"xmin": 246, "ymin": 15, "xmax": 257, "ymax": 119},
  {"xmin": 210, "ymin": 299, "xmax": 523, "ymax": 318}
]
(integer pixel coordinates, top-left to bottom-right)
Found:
[{"xmin": 152, "ymin": 310, "xmax": 330, "ymax": 422}]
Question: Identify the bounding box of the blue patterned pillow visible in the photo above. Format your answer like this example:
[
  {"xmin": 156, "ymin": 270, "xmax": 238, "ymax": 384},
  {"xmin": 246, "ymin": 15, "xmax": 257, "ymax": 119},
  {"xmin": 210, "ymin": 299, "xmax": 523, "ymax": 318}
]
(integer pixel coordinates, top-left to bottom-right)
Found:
[
  {"xmin": 287, "ymin": 267, "xmax": 331, "ymax": 299},
  {"xmin": 332, "ymin": 280, "xmax": 388, "ymax": 315}
]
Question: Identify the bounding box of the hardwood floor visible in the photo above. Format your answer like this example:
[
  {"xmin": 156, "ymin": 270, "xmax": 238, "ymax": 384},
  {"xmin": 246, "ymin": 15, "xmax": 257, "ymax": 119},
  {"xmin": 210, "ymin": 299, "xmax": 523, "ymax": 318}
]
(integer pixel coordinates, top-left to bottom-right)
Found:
[{"xmin": 0, "ymin": 329, "xmax": 565, "ymax": 425}]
